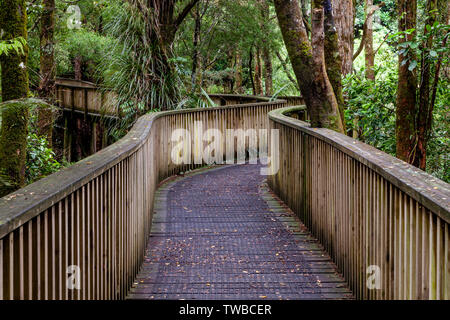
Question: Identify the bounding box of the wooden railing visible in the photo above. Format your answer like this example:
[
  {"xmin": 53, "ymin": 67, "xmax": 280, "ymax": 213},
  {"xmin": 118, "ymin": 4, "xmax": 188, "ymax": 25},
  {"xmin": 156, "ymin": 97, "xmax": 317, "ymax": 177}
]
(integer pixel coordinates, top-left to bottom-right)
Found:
[
  {"xmin": 268, "ymin": 106, "xmax": 450, "ymax": 300},
  {"xmin": 1, "ymin": 93, "xmax": 448, "ymax": 300},
  {"xmin": 55, "ymin": 79, "xmax": 118, "ymax": 116},
  {"xmin": 0, "ymin": 99, "xmax": 286, "ymax": 300}
]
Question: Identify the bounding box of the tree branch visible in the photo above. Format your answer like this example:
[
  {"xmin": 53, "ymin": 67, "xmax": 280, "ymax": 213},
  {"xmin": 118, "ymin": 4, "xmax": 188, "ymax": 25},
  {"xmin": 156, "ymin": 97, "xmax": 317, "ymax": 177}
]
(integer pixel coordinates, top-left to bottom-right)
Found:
[
  {"xmin": 353, "ymin": 2, "xmax": 385, "ymax": 61},
  {"xmin": 276, "ymin": 51, "xmax": 299, "ymax": 90},
  {"xmin": 174, "ymin": 0, "xmax": 200, "ymax": 29}
]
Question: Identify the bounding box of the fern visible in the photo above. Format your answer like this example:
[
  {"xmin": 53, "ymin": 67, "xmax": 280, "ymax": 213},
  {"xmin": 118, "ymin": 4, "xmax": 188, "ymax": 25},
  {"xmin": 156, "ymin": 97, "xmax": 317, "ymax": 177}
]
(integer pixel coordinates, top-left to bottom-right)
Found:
[{"xmin": 0, "ymin": 37, "xmax": 26, "ymax": 56}]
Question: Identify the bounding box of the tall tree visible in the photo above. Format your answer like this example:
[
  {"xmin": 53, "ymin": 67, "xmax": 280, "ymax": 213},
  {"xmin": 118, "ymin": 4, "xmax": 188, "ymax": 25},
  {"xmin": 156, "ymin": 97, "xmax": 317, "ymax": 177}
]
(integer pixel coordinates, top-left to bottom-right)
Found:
[
  {"xmin": 364, "ymin": 0, "xmax": 375, "ymax": 80},
  {"xmin": 254, "ymin": 47, "xmax": 263, "ymax": 95},
  {"xmin": 37, "ymin": 0, "xmax": 56, "ymax": 145},
  {"xmin": 332, "ymin": 0, "xmax": 355, "ymax": 75},
  {"xmin": 274, "ymin": 0, "xmax": 344, "ymax": 132},
  {"xmin": 191, "ymin": 2, "xmax": 201, "ymax": 90},
  {"xmin": 353, "ymin": 2, "xmax": 385, "ymax": 61},
  {"xmin": 115, "ymin": 0, "xmax": 199, "ymax": 110},
  {"xmin": 0, "ymin": 0, "xmax": 30, "ymax": 196},
  {"xmin": 412, "ymin": 0, "xmax": 448, "ymax": 169},
  {"xmin": 396, "ymin": 0, "xmax": 417, "ymax": 162},
  {"xmin": 324, "ymin": 0, "xmax": 345, "ymax": 128},
  {"xmin": 259, "ymin": 0, "xmax": 273, "ymax": 95},
  {"xmin": 234, "ymin": 49, "xmax": 244, "ymax": 94}
]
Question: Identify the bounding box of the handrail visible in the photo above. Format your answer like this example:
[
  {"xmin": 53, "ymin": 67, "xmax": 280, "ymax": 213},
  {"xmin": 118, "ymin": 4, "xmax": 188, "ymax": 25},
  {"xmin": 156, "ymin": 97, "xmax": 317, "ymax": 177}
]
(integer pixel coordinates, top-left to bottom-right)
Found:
[
  {"xmin": 0, "ymin": 99, "xmax": 287, "ymax": 238},
  {"xmin": 269, "ymin": 107, "xmax": 450, "ymax": 221},
  {"xmin": 1, "ymin": 97, "xmax": 448, "ymax": 300},
  {"xmin": 268, "ymin": 106, "xmax": 449, "ymax": 300},
  {"xmin": 0, "ymin": 98, "xmax": 287, "ymax": 300}
]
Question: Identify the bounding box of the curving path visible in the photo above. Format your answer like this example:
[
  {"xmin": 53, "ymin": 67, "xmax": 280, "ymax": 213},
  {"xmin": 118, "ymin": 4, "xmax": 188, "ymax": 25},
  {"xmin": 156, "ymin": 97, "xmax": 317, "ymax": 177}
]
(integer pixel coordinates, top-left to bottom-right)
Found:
[{"xmin": 127, "ymin": 164, "xmax": 353, "ymax": 300}]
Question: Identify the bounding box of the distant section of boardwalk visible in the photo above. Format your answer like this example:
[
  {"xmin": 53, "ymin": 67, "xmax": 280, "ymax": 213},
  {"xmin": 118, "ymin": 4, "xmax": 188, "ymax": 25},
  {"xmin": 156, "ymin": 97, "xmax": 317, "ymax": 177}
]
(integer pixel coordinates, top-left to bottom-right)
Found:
[{"xmin": 127, "ymin": 164, "xmax": 353, "ymax": 300}]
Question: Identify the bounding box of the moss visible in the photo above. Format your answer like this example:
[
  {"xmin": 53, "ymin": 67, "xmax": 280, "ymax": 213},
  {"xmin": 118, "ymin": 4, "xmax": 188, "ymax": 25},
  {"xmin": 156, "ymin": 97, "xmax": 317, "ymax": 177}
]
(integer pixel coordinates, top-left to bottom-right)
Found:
[
  {"xmin": 0, "ymin": 99, "xmax": 31, "ymax": 196},
  {"xmin": 0, "ymin": 98, "xmax": 53, "ymax": 197},
  {"xmin": 0, "ymin": 0, "xmax": 29, "ymax": 101},
  {"xmin": 324, "ymin": 29, "xmax": 346, "ymax": 131}
]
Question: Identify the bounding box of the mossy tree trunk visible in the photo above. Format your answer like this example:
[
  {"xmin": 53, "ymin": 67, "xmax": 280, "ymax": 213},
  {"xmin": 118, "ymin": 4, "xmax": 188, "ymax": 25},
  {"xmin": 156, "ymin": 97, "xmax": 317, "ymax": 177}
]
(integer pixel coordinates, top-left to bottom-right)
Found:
[
  {"xmin": 38, "ymin": 0, "xmax": 56, "ymax": 146},
  {"xmin": 262, "ymin": 48, "xmax": 273, "ymax": 96},
  {"xmin": 254, "ymin": 47, "xmax": 263, "ymax": 96},
  {"xmin": 332, "ymin": 0, "xmax": 355, "ymax": 75},
  {"xmin": 0, "ymin": 100, "xmax": 29, "ymax": 196},
  {"xmin": 234, "ymin": 49, "xmax": 243, "ymax": 94},
  {"xmin": 129, "ymin": 0, "xmax": 199, "ymax": 109},
  {"xmin": 259, "ymin": 0, "xmax": 273, "ymax": 96},
  {"xmin": 190, "ymin": 2, "xmax": 201, "ymax": 91},
  {"xmin": 324, "ymin": 0, "xmax": 345, "ymax": 130},
  {"xmin": 0, "ymin": 0, "xmax": 29, "ymax": 101},
  {"xmin": 274, "ymin": 0, "xmax": 344, "ymax": 132},
  {"xmin": 364, "ymin": 0, "xmax": 375, "ymax": 80},
  {"xmin": 396, "ymin": 0, "xmax": 417, "ymax": 162},
  {"xmin": 0, "ymin": 0, "xmax": 30, "ymax": 197}
]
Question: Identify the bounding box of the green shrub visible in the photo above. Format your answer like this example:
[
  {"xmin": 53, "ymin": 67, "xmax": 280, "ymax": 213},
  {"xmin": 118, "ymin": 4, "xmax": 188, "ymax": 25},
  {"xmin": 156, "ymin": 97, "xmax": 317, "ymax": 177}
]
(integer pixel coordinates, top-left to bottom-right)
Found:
[{"xmin": 26, "ymin": 133, "xmax": 63, "ymax": 184}]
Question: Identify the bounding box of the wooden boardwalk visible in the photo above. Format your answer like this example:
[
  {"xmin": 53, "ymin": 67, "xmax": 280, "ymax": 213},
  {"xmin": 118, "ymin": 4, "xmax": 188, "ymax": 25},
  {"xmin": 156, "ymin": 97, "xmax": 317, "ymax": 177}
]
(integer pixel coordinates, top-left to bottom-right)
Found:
[{"xmin": 127, "ymin": 164, "xmax": 353, "ymax": 300}]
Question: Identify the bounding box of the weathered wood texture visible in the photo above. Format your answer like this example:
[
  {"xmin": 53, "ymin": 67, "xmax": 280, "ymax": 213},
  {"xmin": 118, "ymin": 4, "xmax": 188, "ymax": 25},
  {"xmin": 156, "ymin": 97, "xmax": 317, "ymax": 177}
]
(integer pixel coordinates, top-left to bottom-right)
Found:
[
  {"xmin": 268, "ymin": 106, "xmax": 450, "ymax": 300},
  {"xmin": 55, "ymin": 79, "xmax": 118, "ymax": 116},
  {"xmin": 128, "ymin": 164, "xmax": 352, "ymax": 300},
  {"xmin": 0, "ymin": 91, "xmax": 448, "ymax": 300},
  {"xmin": 0, "ymin": 99, "xmax": 286, "ymax": 300},
  {"xmin": 207, "ymin": 94, "xmax": 271, "ymax": 106}
]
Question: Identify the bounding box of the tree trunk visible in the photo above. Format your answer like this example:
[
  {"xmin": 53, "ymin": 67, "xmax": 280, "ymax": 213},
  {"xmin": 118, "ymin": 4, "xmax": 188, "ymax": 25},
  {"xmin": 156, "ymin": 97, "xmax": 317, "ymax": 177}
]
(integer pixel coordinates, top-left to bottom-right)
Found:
[
  {"xmin": 0, "ymin": 0, "xmax": 29, "ymax": 101},
  {"xmin": 324, "ymin": 0, "xmax": 345, "ymax": 129},
  {"xmin": 191, "ymin": 3, "xmax": 201, "ymax": 91},
  {"xmin": 249, "ymin": 47, "xmax": 256, "ymax": 95},
  {"xmin": 0, "ymin": 0, "xmax": 30, "ymax": 197},
  {"xmin": 262, "ymin": 49, "xmax": 273, "ymax": 96},
  {"xmin": 300, "ymin": 0, "xmax": 311, "ymax": 37},
  {"xmin": 74, "ymin": 55, "xmax": 82, "ymax": 80},
  {"xmin": 260, "ymin": 0, "xmax": 273, "ymax": 96},
  {"xmin": 38, "ymin": 0, "xmax": 56, "ymax": 146},
  {"xmin": 353, "ymin": 3, "xmax": 384, "ymax": 62},
  {"xmin": 332, "ymin": 0, "xmax": 354, "ymax": 75},
  {"xmin": 365, "ymin": 0, "xmax": 375, "ymax": 80},
  {"xmin": 396, "ymin": 0, "xmax": 417, "ymax": 162},
  {"xmin": 254, "ymin": 47, "xmax": 263, "ymax": 95},
  {"xmin": 126, "ymin": 0, "xmax": 199, "ymax": 110},
  {"xmin": 234, "ymin": 49, "xmax": 243, "ymax": 94},
  {"xmin": 274, "ymin": 0, "xmax": 344, "ymax": 132},
  {"xmin": 413, "ymin": 0, "xmax": 447, "ymax": 169}
]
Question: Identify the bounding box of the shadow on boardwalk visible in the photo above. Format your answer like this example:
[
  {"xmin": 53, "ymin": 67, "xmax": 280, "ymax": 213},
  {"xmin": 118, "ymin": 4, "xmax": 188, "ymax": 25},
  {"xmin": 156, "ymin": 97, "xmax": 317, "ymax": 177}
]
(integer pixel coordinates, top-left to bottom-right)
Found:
[{"xmin": 127, "ymin": 164, "xmax": 353, "ymax": 300}]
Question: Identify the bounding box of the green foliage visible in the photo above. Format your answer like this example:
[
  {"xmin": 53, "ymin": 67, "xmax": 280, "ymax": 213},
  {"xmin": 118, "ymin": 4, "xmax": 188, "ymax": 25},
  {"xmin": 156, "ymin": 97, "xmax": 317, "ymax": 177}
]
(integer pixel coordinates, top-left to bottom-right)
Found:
[
  {"xmin": 101, "ymin": 1, "xmax": 182, "ymax": 113},
  {"xmin": 26, "ymin": 133, "xmax": 63, "ymax": 184},
  {"xmin": 389, "ymin": 21, "xmax": 449, "ymax": 73},
  {"xmin": 56, "ymin": 28, "xmax": 112, "ymax": 81},
  {"xmin": 425, "ymin": 79, "xmax": 450, "ymax": 183},
  {"xmin": 0, "ymin": 37, "xmax": 27, "ymax": 56},
  {"xmin": 0, "ymin": 99, "xmax": 66, "ymax": 193},
  {"xmin": 344, "ymin": 69, "xmax": 397, "ymax": 155},
  {"xmin": 348, "ymin": 19, "xmax": 450, "ymax": 182},
  {"xmin": 26, "ymin": 101, "xmax": 66, "ymax": 184}
]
